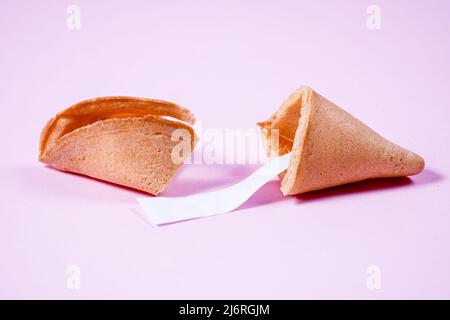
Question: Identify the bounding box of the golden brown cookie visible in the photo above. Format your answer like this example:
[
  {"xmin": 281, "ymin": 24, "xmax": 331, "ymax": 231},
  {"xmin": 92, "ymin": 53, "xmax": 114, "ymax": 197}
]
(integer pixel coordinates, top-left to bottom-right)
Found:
[
  {"xmin": 258, "ymin": 87, "xmax": 424, "ymax": 195},
  {"xmin": 39, "ymin": 97, "xmax": 197, "ymax": 195}
]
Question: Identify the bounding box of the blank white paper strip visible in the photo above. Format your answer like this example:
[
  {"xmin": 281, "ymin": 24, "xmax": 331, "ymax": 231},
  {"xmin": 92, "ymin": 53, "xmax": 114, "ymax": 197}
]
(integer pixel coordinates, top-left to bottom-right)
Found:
[{"xmin": 137, "ymin": 152, "xmax": 291, "ymax": 225}]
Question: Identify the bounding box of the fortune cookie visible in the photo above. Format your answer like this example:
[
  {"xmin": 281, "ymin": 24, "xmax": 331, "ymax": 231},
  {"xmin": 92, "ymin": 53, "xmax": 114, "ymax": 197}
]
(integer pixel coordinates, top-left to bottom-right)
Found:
[
  {"xmin": 39, "ymin": 97, "xmax": 197, "ymax": 195},
  {"xmin": 258, "ymin": 87, "xmax": 424, "ymax": 195}
]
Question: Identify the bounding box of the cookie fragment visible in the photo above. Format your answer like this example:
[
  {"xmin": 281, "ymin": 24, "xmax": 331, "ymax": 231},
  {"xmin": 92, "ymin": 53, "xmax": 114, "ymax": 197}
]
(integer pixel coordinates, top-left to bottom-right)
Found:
[
  {"xmin": 39, "ymin": 97, "xmax": 197, "ymax": 195},
  {"xmin": 258, "ymin": 87, "xmax": 424, "ymax": 195}
]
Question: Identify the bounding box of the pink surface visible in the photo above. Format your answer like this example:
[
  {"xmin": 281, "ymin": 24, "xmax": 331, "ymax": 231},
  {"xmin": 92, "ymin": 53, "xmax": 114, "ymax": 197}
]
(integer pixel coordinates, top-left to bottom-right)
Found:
[{"xmin": 1, "ymin": 0, "xmax": 450, "ymax": 299}]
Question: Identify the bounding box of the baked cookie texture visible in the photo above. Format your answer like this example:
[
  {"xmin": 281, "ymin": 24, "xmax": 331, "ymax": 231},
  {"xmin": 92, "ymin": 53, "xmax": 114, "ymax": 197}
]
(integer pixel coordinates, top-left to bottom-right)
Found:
[
  {"xmin": 39, "ymin": 97, "xmax": 197, "ymax": 195},
  {"xmin": 258, "ymin": 87, "xmax": 424, "ymax": 195}
]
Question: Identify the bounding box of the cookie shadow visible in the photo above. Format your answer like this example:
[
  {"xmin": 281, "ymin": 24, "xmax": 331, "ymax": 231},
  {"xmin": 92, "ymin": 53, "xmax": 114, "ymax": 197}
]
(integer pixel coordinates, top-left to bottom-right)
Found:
[
  {"xmin": 236, "ymin": 168, "xmax": 443, "ymax": 209},
  {"xmin": 12, "ymin": 165, "xmax": 150, "ymax": 203},
  {"xmin": 295, "ymin": 168, "xmax": 443, "ymax": 202}
]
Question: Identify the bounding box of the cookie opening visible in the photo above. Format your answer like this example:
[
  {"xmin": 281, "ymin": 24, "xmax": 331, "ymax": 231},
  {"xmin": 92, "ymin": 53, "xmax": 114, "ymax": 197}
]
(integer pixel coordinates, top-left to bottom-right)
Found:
[
  {"xmin": 39, "ymin": 97, "xmax": 195, "ymax": 159},
  {"xmin": 256, "ymin": 87, "xmax": 313, "ymax": 194}
]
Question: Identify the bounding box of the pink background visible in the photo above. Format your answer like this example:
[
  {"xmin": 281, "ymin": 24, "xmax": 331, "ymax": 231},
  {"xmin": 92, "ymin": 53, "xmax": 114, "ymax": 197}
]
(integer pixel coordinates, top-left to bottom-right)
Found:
[{"xmin": 1, "ymin": 0, "xmax": 449, "ymax": 299}]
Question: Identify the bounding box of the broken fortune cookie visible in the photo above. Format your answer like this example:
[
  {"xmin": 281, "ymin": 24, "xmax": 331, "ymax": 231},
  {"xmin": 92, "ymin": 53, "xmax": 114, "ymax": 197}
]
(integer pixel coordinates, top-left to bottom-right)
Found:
[
  {"xmin": 258, "ymin": 87, "xmax": 425, "ymax": 195},
  {"xmin": 39, "ymin": 97, "xmax": 197, "ymax": 195}
]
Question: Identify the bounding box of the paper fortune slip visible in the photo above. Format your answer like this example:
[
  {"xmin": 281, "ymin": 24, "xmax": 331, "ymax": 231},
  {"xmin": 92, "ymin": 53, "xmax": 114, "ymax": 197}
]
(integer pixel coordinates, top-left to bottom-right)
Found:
[{"xmin": 137, "ymin": 152, "xmax": 292, "ymax": 225}]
